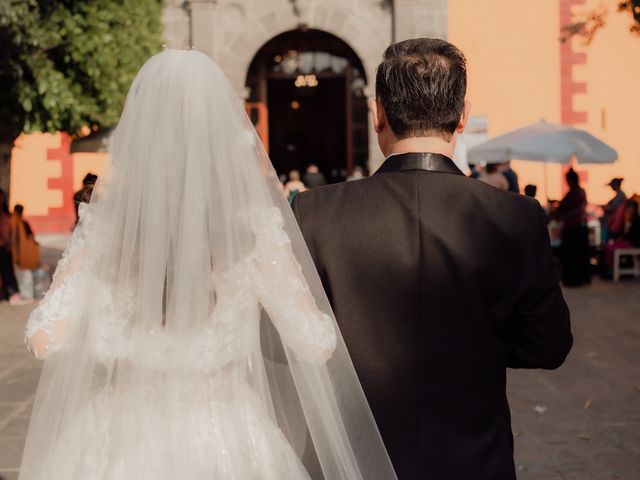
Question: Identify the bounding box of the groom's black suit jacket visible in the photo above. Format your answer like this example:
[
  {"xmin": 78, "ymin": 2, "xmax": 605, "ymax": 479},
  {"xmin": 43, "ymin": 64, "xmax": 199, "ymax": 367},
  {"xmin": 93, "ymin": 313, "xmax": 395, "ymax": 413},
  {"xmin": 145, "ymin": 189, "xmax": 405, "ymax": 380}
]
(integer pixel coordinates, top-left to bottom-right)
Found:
[{"xmin": 292, "ymin": 153, "xmax": 572, "ymax": 480}]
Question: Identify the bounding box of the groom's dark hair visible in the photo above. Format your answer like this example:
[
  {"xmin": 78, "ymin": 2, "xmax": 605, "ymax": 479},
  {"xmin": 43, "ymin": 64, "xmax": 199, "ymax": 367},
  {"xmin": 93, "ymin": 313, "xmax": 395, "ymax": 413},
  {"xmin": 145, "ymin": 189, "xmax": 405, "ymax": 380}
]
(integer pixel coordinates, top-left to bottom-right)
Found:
[{"xmin": 375, "ymin": 38, "xmax": 467, "ymax": 140}]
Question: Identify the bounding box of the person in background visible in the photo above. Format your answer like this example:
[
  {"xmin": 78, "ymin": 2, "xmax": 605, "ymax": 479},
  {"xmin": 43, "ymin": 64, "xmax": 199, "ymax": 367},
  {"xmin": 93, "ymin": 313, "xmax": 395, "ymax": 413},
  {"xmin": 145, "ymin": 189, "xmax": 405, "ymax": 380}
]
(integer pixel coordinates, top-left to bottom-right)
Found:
[
  {"xmin": 478, "ymin": 163, "xmax": 509, "ymax": 190},
  {"xmin": 622, "ymin": 200, "xmax": 640, "ymax": 247},
  {"xmin": 303, "ymin": 164, "xmax": 327, "ymax": 189},
  {"xmin": 283, "ymin": 169, "xmax": 307, "ymax": 203},
  {"xmin": 604, "ymin": 178, "xmax": 627, "ymax": 214},
  {"xmin": 73, "ymin": 173, "xmax": 98, "ymax": 225},
  {"xmin": 329, "ymin": 168, "xmax": 347, "ymax": 183},
  {"xmin": 346, "ymin": 165, "xmax": 366, "ymax": 181},
  {"xmin": 278, "ymin": 174, "xmax": 289, "ymax": 196},
  {"xmin": 500, "ymin": 161, "xmax": 519, "ymax": 193},
  {"xmin": 524, "ymin": 184, "xmax": 537, "ymax": 199},
  {"xmin": 554, "ymin": 168, "xmax": 590, "ymax": 286},
  {"xmin": 0, "ymin": 189, "xmax": 30, "ymax": 304},
  {"xmin": 468, "ymin": 164, "xmax": 480, "ymax": 179},
  {"xmin": 11, "ymin": 204, "xmax": 40, "ymax": 299},
  {"xmin": 12, "ymin": 205, "xmax": 33, "ymax": 236},
  {"xmin": 602, "ymin": 200, "xmax": 640, "ymax": 277},
  {"xmin": 602, "ymin": 177, "xmax": 627, "ymax": 239}
]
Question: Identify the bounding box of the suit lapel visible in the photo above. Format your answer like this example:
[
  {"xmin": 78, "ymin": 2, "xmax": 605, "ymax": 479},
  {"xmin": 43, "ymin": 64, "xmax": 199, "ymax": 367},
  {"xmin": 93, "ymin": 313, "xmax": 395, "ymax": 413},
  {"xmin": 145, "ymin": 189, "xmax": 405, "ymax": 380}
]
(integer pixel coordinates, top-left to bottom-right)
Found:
[{"xmin": 375, "ymin": 152, "xmax": 464, "ymax": 176}]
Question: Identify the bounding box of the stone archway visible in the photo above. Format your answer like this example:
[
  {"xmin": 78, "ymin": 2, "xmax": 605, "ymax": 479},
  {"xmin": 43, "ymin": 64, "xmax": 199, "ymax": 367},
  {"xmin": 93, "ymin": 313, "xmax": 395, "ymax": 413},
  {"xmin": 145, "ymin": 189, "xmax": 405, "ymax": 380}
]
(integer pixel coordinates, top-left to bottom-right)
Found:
[
  {"xmin": 210, "ymin": 1, "xmax": 391, "ymax": 96},
  {"xmin": 169, "ymin": 1, "xmax": 392, "ymax": 169},
  {"xmin": 163, "ymin": 0, "xmax": 455, "ymax": 169},
  {"xmin": 245, "ymin": 28, "xmax": 370, "ymax": 180}
]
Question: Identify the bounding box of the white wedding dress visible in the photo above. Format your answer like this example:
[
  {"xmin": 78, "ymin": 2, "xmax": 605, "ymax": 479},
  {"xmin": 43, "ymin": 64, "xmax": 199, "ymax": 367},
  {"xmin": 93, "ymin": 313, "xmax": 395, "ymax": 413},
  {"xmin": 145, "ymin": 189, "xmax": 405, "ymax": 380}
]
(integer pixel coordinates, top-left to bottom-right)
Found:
[
  {"xmin": 19, "ymin": 49, "xmax": 396, "ymax": 480},
  {"xmin": 24, "ymin": 204, "xmax": 335, "ymax": 479}
]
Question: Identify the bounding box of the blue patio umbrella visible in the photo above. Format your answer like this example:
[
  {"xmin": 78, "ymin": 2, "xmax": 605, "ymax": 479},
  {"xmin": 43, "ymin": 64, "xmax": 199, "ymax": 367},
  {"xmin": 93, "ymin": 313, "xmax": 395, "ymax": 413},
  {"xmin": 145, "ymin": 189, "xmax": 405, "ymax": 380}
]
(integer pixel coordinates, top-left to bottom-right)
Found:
[
  {"xmin": 467, "ymin": 120, "xmax": 618, "ymax": 200},
  {"xmin": 467, "ymin": 120, "xmax": 618, "ymax": 165}
]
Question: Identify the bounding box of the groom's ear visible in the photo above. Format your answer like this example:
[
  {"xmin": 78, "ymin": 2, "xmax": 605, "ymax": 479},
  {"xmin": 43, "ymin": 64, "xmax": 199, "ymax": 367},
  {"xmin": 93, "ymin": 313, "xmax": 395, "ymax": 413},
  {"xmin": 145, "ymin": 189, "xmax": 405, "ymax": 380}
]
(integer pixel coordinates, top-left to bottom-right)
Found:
[
  {"xmin": 455, "ymin": 99, "xmax": 471, "ymax": 135},
  {"xmin": 370, "ymin": 98, "xmax": 386, "ymax": 133}
]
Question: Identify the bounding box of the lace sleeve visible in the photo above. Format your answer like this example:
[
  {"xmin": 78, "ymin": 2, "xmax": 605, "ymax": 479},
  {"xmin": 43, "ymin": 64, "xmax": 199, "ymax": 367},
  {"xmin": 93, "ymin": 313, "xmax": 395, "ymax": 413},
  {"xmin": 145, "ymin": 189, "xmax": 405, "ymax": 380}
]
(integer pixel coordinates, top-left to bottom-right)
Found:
[
  {"xmin": 250, "ymin": 205, "xmax": 336, "ymax": 365},
  {"xmin": 24, "ymin": 204, "xmax": 92, "ymax": 359}
]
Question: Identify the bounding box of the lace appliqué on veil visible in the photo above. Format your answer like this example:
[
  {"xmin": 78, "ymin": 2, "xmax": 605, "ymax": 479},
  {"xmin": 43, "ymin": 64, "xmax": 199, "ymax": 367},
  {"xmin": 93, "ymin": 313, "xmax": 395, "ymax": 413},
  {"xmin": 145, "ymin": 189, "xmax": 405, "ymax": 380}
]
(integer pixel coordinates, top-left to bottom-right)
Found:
[
  {"xmin": 24, "ymin": 203, "xmax": 336, "ymax": 367},
  {"xmin": 24, "ymin": 275, "xmax": 81, "ymax": 357},
  {"xmin": 250, "ymin": 205, "xmax": 336, "ymax": 365},
  {"xmin": 24, "ymin": 203, "xmax": 93, "ymax": 358},
  {"xmin": 92, "ymin": 205, "xmax": 336, "ymax": 370}
]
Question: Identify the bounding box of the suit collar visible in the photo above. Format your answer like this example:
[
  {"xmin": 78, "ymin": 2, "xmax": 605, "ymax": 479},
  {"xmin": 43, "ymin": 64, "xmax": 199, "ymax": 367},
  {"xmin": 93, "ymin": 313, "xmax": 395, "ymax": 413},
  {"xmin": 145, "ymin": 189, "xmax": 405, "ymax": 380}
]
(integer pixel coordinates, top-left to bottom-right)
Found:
[{"xmin": 375, "ymin": 152, "xmax": 463, "ymax": 176}]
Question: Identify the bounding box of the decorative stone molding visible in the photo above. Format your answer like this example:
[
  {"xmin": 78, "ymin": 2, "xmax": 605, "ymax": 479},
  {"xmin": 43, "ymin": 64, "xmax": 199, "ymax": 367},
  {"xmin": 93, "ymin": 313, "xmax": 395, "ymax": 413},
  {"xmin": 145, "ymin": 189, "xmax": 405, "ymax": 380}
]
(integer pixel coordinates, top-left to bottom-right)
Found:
[
  {"xmin": 162, "ymin": 0, "xmax": 449, "ymax": 171},
  {"xmin": 395, "ymin": 0, "xmax": 448, "ymax": 41}
]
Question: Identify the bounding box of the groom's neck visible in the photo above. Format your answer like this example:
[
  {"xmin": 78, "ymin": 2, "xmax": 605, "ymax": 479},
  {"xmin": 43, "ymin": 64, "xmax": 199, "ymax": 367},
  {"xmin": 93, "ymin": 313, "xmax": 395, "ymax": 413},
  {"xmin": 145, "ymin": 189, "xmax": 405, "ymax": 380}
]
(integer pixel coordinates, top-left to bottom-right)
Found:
[{"xmin": 385, "ymin": 136, "xmax": 456, "ymax": 159}]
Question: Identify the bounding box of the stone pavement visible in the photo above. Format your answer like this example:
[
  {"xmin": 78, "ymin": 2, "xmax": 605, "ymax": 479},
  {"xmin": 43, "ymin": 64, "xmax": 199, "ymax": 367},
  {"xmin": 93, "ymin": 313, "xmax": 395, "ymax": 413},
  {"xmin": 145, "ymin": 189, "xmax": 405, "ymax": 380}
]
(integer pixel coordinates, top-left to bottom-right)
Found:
[
  {"xmin": 508, "ymin": 280, "xmax": 640, "ymax": 480},
  {"xmin": 0, "ymin": 302, "xmax": 40, "ymax": 480},
  {"xmin": 0, "ymin": 278, "xmax": 638, "ymax": 479}
]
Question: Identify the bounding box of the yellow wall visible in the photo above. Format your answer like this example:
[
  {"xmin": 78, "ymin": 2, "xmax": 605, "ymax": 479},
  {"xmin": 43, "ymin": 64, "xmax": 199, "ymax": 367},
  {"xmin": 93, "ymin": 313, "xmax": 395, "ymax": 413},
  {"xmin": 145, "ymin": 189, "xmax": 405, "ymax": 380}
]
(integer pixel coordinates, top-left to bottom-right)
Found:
[{"xmin": 449, "ymin": 0, "xmax": 640, "ymax": 205}]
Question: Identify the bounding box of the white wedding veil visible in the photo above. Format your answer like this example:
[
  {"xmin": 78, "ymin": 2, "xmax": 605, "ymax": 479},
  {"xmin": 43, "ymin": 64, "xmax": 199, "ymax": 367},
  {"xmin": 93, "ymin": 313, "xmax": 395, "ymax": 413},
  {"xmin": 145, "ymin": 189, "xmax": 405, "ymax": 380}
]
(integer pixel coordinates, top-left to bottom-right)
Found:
[{"xmin": 19, "ymin": 49, "xmax": 396, "ymax": 479}]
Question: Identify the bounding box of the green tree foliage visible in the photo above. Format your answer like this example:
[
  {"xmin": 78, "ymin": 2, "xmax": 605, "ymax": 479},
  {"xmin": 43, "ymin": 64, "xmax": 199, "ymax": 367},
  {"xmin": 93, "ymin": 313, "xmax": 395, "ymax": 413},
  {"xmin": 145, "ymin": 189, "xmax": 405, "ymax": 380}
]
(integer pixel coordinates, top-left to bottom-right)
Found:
[
  {"xmin": 0, "ymin": 0, "xmax": 164, "ymax": 145},
  {"xmin": 619, "ymin": 0, "xmax": 640, "ymax": 34},
  {"xmin": 562, "ymin": 0, "xmax": 640, "ymax": 44}
]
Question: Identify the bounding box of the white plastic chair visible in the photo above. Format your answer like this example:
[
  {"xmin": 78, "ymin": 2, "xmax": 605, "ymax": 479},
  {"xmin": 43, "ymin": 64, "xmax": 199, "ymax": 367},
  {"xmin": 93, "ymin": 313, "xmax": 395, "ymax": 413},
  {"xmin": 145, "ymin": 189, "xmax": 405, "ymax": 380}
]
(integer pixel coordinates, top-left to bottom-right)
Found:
[{"xmin": 613, "ymin": 248, "xmax": 640, "ymax": 281}]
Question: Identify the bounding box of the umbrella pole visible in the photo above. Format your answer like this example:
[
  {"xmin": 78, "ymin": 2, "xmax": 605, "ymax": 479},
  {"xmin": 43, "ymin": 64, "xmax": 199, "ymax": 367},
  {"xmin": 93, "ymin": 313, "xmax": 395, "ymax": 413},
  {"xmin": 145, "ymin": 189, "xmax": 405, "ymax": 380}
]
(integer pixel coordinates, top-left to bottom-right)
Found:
[{"xmin": 544, "ymin": 163, "xmax": 549, "ymax": 203}]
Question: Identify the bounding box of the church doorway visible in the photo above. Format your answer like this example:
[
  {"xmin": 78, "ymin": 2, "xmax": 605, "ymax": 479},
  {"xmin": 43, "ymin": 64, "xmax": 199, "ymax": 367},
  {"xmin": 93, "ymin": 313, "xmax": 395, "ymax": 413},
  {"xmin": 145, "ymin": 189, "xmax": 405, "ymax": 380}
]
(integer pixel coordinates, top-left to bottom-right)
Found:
[{"xmin": 246, "ymin": 29, "xmax": 369, "ymax": 181}]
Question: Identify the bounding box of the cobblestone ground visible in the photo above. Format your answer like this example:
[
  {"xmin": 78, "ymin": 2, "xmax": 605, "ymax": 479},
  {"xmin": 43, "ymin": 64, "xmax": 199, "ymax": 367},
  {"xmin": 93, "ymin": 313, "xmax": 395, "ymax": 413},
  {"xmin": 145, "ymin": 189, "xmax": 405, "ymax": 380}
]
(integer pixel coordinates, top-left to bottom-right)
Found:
[
  {"xmin": 0, "ymin": 272, "xmax": 638, "ymax": 479},
  {"xmin": 509, "ymin": 280, "xmax": 640, "ymax": 480}
]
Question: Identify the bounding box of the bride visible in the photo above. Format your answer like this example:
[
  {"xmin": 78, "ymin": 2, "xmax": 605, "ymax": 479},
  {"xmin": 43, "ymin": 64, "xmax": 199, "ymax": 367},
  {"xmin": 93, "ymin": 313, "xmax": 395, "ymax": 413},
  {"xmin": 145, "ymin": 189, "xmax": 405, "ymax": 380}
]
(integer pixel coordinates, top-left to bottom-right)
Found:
[{"xmin": 20, "ymin": 49, "xmax": 396, "ymax": 480}]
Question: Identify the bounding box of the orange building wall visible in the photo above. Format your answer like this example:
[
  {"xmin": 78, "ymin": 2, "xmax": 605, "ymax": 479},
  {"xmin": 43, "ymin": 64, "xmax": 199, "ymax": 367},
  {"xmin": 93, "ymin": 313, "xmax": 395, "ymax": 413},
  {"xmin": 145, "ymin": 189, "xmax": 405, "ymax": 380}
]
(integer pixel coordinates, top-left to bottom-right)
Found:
[
  {"xmin": 10, "ymin": 133, "xmax": 68, "ymax": 216},
  {"xmin": 9, "ymin": 0, "xmax": 639, "ymax": 232},
  {"xmin": 572, "ymin": 0, "xmax": 640, "ymax": 205},
  {"xmin": 9, "ymin": 132, "xmax": 109, "ymax": 233},
  {"xmin": 449, "ymin": 0, "xmax": 640, "ymax": 205}
]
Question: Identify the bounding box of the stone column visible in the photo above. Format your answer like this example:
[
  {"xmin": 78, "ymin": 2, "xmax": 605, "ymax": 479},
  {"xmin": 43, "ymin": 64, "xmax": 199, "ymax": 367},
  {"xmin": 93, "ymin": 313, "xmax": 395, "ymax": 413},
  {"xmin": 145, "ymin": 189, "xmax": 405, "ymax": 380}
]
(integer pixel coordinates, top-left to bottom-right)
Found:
[
  {"xmin": 394, "ymin": 0, "xmax": 448, "ymax": 41},
  {"xmin": 186, "ymin": 0, "xmax": 218, "ymax": 58},
  {"xmin": 365, "ymin": 0, "xmax": 449, "ymax": 172},
  {"xmin": 162, "ymin": 0, "xmax": 190, "ymax": 49}
]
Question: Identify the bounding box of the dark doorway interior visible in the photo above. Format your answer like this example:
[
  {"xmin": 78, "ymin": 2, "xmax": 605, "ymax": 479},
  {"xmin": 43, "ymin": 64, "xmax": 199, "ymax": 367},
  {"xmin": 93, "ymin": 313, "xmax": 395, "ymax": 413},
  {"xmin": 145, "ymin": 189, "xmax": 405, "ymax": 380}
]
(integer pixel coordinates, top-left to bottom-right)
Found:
[
  {"xmin": 246, "ymin": 28, "xmax": 368, "ymax": 180},
  {"xmin": 267, "ymin": 77, "xmax": 346, "ymax": 177}
]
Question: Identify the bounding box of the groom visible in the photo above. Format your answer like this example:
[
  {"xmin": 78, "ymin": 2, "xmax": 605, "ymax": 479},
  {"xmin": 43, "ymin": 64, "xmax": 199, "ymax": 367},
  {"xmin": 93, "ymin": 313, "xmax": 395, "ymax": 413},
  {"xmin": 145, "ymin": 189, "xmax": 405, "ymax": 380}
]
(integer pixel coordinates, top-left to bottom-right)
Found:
[{"xmin": 292, "ymin": 39, "xmax": 572, "ymax": 479}]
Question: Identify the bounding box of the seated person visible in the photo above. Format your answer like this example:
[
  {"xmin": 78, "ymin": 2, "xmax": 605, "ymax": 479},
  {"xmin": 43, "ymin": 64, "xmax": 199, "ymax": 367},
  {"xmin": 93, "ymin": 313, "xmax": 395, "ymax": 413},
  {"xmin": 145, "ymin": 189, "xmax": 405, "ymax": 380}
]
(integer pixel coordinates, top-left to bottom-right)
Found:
[{"xmin": 602, "ymin": 200, "xmax": 640, "ymax": 276}]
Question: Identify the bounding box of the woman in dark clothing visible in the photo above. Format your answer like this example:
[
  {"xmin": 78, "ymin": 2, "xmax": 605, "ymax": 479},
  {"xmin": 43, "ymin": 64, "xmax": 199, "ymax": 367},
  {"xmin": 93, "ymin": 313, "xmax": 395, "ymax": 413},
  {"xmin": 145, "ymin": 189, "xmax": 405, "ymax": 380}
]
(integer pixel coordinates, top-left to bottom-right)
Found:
[
  {"xmin": 73, "ymin": 173, "xmax": 97, "ymax": 225},
  {"xmin": 622, "ymin": 201, "xmax": 640, "ymax": 247},
  {"xmin": 602, "ymin": 200, "xmax": 640, "ymax": 275},
  {"xmin": 555, "ymin": 168, "xmax": 591, "ymax": 286},
  {"xmin": 0, "ymin": 188, "xmax": 25, "ymax": 303}
]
